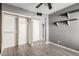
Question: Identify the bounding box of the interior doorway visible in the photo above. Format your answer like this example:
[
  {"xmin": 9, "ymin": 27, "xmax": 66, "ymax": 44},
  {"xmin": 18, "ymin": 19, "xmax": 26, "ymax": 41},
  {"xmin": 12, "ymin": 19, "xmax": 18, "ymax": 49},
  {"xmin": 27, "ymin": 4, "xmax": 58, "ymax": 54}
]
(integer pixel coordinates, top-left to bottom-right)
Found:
[{"xmin": 32, "ymin": 19, "xmax": 40, "ymax": 42}]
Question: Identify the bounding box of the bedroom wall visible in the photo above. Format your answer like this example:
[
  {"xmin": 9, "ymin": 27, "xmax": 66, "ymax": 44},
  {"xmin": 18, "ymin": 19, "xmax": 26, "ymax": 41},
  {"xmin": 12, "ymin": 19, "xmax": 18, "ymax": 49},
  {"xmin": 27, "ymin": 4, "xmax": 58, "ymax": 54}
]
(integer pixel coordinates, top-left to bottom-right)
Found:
[{"xmin": 49, "ymin": 9, "xmax": 79, "ymax": 51}]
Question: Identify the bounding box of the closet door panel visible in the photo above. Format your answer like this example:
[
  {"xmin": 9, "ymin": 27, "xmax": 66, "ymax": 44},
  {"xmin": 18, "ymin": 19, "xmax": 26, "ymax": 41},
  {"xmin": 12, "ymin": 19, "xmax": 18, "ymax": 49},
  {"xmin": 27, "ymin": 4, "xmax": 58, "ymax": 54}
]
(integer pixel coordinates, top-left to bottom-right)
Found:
[
  {"xmin": 19, "ymin": 17, "xmax": 27, "ymax": 45},
  {"xmin": 33, "ymin": 19, "xmax": 40, "ymax": 42},
  {"xmin": 2, "ymin": 13, "xmax": 16, "ymax": 51}
]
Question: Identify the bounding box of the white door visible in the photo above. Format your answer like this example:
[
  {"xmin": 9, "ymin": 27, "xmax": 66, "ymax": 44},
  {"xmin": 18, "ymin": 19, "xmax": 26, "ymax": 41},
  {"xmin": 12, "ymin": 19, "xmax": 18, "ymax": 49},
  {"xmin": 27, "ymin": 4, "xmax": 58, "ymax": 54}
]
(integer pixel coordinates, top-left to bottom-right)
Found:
[
  {"xmin": 19, "ymin": 17, "xmax": 27, "ymax": 45},
  {"xmin": 2, "ymin": 13, "xmax": 16, "ymax": 51},
  {"xmin": 33, "ymin": 19, "xmax": 40, "ymax": 42}
]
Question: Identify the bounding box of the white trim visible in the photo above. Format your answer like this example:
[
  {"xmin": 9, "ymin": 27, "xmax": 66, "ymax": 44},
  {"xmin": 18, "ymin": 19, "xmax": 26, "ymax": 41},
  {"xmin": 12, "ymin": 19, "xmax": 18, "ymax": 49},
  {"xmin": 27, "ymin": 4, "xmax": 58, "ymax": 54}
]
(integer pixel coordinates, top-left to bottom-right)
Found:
[
  {"xmin": 45, "ymin": 16, "xmax": 49, "ymax": 43},
  {"xmin": 2, "ymin": 11, "xmax": 40, "ymax": 20},
  {"xmin": 46, "ymin": 42, "xmax": 79, "ymax": 54},
  {"xmin": 2, "ymin": 11, "xmax": 32, "ymax": 18}
]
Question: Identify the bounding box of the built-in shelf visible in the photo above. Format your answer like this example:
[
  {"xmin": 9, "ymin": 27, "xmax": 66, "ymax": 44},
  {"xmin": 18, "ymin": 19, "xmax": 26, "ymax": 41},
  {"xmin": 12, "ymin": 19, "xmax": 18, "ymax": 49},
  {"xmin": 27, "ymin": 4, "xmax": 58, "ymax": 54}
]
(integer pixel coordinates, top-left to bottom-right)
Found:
[
  {"xmin": 53, "ymin": 10, "xmax": 78, "ymax": 26},
  {"xmin": 53, "ymin": 18, "xmax": 77, "ymax": 26}
]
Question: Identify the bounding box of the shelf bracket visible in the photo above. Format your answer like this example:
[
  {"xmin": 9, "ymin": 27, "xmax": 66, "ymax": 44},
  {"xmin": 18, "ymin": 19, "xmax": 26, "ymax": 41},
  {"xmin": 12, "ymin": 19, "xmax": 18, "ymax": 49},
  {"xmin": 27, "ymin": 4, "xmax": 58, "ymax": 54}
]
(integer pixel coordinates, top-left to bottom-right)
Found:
[
  {"xmin": 66, "ymin": 20, "xmax": 70, "ymax": 26},
  {"xmin": 56, "ymin": 22, "xmax": 59, "ymax": 26}
]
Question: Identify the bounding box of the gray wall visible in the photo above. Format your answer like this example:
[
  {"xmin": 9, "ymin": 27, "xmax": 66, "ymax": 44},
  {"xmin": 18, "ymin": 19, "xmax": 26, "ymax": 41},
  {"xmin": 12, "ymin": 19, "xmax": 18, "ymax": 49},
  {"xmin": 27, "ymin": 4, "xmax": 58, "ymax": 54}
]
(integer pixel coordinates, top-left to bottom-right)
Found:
[{"xmin": 49, "ymin": 5, "xmax": 79, "ymax": 51}]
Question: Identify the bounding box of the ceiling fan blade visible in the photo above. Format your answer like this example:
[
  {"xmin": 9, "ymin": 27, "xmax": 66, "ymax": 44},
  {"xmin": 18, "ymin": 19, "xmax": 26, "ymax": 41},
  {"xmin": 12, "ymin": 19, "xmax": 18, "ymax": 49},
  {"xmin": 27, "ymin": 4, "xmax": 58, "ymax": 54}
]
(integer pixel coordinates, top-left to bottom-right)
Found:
[
  {"xmin": 36, "ymin": 3, "xmax": 43, "ymax": 8},
  {"xmin": 48, "ymin": 3, "xmax": 52, "ymax": 9}
]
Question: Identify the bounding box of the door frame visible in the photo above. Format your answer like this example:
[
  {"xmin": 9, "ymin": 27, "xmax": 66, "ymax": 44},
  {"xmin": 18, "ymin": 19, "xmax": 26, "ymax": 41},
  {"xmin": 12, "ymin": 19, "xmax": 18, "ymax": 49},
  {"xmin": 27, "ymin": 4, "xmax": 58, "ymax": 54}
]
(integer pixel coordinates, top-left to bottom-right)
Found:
[{"xmin": 0, "ymin": 3, "xmax": 2, "ymax": 53}]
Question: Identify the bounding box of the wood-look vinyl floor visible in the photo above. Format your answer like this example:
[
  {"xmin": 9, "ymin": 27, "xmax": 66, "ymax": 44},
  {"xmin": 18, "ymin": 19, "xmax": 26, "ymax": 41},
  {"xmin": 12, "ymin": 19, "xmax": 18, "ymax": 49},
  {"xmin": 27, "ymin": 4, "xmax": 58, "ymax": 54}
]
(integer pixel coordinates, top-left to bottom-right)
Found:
[{"xmin": 1, "ymin": 41, "xmax": 79, "ymax": 56}]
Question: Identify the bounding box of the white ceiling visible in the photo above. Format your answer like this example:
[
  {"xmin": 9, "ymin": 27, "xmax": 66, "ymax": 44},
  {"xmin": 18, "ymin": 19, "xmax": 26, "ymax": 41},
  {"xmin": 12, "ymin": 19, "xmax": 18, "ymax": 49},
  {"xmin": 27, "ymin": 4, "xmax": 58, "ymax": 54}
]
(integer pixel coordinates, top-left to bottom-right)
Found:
[{"xmin": 8, "ymin": 3, "xmax": 75, "ymax": 15}]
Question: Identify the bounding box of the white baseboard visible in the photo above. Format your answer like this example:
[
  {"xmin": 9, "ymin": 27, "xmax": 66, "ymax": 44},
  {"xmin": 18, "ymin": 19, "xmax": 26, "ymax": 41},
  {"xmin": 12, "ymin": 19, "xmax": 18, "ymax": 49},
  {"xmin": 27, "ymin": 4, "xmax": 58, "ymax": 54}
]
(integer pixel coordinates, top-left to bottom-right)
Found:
[{"xmin": 46, "ymin": 42, "xmax": 79, "ymax": 54}]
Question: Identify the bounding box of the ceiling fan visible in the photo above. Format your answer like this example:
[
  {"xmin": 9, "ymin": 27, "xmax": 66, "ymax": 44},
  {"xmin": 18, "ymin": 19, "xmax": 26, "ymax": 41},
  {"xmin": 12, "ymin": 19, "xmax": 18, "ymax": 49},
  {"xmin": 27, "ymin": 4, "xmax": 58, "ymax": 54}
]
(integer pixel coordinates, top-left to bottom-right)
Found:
[{"xmin": 36, "ymin": 3, "xmax": 52, "ymax": 10}]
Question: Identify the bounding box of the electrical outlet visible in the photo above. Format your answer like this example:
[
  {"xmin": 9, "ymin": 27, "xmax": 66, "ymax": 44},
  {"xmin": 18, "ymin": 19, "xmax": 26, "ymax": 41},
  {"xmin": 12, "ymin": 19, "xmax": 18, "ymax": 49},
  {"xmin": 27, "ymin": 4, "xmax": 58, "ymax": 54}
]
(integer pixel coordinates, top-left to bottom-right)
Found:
[{"xmin": 58, "ymin": 40, "xmax": 61, "ymax": 44}]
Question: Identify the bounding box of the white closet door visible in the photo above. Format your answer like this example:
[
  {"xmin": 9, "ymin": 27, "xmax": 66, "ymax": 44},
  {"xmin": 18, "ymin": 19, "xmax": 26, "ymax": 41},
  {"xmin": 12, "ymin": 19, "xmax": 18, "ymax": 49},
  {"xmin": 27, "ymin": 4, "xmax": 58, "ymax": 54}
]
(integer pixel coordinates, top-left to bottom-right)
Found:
[
  {"xmin": 33, "ymin": 19, "xmax": 40, "ymax": 42},
  {"xmin": 2, "ymin": 13, "xmax": 16, "ymax": 51},
  {"xmin": 19, "ymin": 17, "xmax": 27, "ymax": 45}
]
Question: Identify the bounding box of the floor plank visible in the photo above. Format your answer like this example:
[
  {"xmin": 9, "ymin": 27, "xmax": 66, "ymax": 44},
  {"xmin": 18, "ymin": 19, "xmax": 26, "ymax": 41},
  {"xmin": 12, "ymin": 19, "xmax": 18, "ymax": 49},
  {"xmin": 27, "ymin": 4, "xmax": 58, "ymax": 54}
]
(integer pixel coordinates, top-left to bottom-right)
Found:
[{"xmin": 1, "ymin": 41, "xmax": 79, "ymax": 56}]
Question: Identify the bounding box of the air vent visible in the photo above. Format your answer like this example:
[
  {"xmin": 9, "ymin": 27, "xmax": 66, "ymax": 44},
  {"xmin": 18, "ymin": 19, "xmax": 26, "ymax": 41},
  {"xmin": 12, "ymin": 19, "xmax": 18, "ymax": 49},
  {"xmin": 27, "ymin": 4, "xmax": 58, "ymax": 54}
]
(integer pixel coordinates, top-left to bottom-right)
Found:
[{"xmin": 37, "ymin": 13, "xmax": 42, "ymax": 16}]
